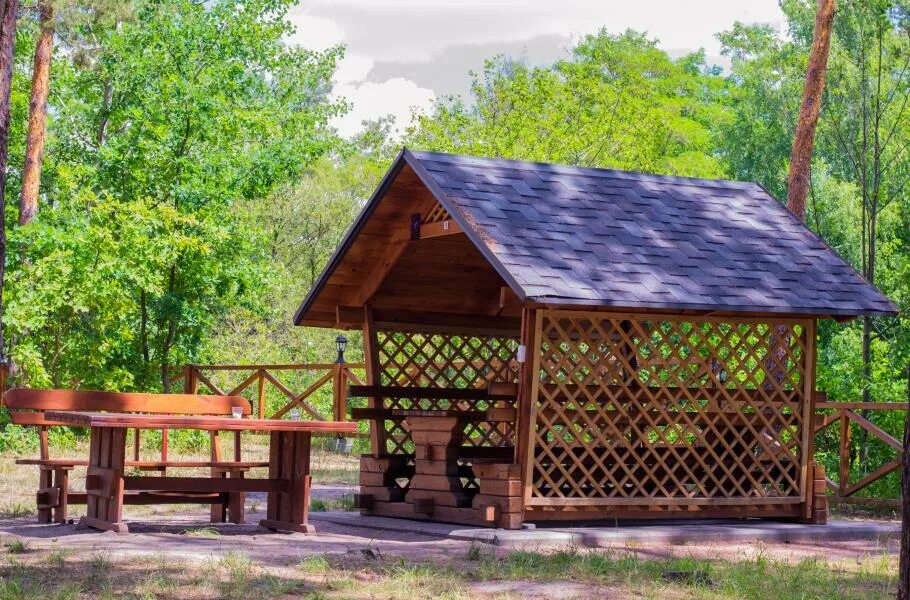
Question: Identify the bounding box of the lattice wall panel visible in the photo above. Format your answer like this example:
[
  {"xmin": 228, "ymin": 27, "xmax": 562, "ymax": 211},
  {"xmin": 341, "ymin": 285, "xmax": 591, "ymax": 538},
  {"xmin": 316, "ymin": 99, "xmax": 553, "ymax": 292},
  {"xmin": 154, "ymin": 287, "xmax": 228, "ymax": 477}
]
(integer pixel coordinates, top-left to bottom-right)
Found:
[
  {"xmin": 529, "ymin": 311, "xmax": 810, "ymax": 505},
  {"xmin": 376, "ymin": 330, "xmax": 520, "ymax": 455}
]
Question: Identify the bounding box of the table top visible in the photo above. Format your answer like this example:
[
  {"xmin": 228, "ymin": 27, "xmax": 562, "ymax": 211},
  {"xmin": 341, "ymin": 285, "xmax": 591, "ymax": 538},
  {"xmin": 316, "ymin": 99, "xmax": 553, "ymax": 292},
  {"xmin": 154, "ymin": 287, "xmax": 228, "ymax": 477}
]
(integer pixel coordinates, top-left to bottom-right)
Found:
[{"xmin": 44, "ymin": 411, "xmax": 360, "ymax": 433}]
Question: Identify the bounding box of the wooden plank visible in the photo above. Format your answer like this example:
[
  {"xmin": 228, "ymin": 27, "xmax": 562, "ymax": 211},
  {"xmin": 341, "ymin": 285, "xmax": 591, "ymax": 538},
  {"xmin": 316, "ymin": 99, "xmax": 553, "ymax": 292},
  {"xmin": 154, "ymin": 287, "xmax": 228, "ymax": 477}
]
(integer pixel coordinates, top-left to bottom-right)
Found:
[
  {"xmin": 816, "ymin": 402, "xmax": 909, "ymax": 410},
  {"xmin": 844, "ymin": 459, "xmax": 902, "ymax": 496},
  {"xmin": 44, "ymin": 412, "xmax": 359, "ymax": 433},
  {"xmin": 348, "ymin": 385, "xmax": 516, "ymax": 401},
  {"xmin": 845, "ymin": 410, "xmax": 904, "ymax": 452},
  {"xmin": 525, "ymin": 496, "xmax": 803, "ymax": 507},
  {"xmin": 6, "ymin": 388, "xmax": 251, "ymax": 415},
  {"xmin": 419, "ymin": 219, "xmax": 463, "ymax": 239},
  {"xmin": 523, "ymin": 504, "xmax": 802, "ymax": 521},
  {"xmin": 123, "ymin": 476, "xmax": 288, "ymax": 494}
]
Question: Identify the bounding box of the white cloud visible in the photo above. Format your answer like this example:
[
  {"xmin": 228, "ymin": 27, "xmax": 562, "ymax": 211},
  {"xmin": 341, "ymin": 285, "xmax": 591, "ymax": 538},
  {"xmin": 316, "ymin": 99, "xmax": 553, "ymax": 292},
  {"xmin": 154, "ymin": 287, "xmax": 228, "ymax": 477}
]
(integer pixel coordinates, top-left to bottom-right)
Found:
[
  {"xmin": 287, "ymin": 0, "xmax": 786, "ymax": 138},
  {"xmin": 335, "ymin": 53, "xmax": 374, "ymax": 85},
  {"xmin": 284, "ymin": 12, "xmax": 346, "ymax": 50},
  {"xmin": 332, "ymin": 78, "xmax": 436, "ymax": 138}
]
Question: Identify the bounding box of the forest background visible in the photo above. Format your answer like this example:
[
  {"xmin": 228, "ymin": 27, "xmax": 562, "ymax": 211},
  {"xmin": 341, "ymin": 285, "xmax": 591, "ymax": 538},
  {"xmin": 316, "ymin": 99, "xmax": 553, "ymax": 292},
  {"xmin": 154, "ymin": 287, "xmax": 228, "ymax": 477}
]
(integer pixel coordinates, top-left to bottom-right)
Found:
[{"xmin": 0, "ymin": 0, "xmax": 907, "ymax": 496}]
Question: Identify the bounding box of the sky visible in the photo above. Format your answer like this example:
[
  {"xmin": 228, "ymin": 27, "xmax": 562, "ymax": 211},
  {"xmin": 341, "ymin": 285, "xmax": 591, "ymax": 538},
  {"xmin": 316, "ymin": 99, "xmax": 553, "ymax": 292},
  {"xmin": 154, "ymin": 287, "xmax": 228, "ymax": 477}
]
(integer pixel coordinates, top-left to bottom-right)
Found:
[{"xmin": 286, "ymin": 0, "xmax": 787, "ymax": 138}]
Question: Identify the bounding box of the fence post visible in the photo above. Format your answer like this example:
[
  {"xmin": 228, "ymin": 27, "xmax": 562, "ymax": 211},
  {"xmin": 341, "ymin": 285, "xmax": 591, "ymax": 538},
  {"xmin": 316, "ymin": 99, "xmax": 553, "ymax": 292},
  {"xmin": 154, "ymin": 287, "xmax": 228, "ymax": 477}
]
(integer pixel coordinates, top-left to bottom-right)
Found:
[
  {"xmin": 183, "ymin": 364, "xmax": 199, "ymax": 394},
  {"xmin": 257, "ymin": 369, "xmax": 266, "ymax": 419},
  {"xmin": 332, "ymin": 363, "xmax": 346, "ymax": 423},
  {"xmin": 898, "ymin": 363, "xmax": 909, "ymax": 600},
  {"xmin": 838, "ymin": 410, "xmax": 850, "ymax": 497}
]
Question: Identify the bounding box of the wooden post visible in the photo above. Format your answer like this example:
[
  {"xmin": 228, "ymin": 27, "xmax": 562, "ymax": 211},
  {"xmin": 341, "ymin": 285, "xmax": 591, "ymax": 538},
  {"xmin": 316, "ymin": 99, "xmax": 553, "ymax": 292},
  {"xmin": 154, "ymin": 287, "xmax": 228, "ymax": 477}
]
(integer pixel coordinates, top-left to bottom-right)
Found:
[
  {"xmin": 183, "ymin": 364, "xmax": 199, "ymax": 394},
  {"xmin": 802, "ymin": 319, "xmax": 818, "ymax": 509},
  {"xmin": 898, "ymin": 364, "xmax": 909, "ymax": 600},
  {"xmin": 839, "ymin": 411, "xmax": 851, "ymax": 497},
  {"xmin": 363, "ymin": 305, "xmax": 383, "ymax": 457},
  {"xmin": 257, "ymin": 369, "xmax": 266, "ymax": 419},
  {"xmin": 332, "ymin": 362, "xmax": 345, "ymax": 423},
  {"xmin": 517, "ymin": 309, "xmax": 541, "ymax": 506}
]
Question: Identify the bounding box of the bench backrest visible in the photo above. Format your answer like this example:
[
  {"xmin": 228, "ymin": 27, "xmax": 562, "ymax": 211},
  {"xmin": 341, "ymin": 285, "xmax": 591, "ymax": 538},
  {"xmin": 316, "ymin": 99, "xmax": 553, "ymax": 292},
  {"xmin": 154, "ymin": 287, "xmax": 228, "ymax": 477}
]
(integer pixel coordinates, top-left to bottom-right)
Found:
[{"xmin": 6, "ymin": 388, "xmax": 251, "ymax": 426}]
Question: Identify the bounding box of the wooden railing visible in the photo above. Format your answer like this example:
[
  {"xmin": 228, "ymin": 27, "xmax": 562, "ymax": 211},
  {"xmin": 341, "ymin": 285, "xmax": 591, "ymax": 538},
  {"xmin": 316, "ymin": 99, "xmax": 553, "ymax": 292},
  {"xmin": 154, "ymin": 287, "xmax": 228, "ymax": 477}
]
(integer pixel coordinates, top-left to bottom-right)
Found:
[
  {"xmin": 171, "ymin": 362, "xmax": 365, "ymax": 427},
  {"xmin": 814, "ymin": 400, "xmax": 908, "ymax": 507}
]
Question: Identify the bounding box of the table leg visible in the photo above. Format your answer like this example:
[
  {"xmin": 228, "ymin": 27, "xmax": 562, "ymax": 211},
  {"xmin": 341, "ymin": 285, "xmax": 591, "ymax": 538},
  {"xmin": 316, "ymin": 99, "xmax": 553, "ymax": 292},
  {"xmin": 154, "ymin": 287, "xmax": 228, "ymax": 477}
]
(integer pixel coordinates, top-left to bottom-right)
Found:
[
  {"xmin": 81, "ymin": 426, "xmax": 128, "ymax": 533},
  {"xmin": 36, "ymin": 468, "xmax": 53, "ymax": 523},
  {"xmin": 53, "ymin": 467, "xmax": 69, "ymax": 524},
  {"xmin": 209, "ymin": 467, "xmax": 228, "ymax": 524},
  {"xmin": 228, "ymin": 470, "xmax": 245, "ymax": 524},
  {"xmin": 260, "ymin": 430, "xmax": 313, "ymax": 533}
]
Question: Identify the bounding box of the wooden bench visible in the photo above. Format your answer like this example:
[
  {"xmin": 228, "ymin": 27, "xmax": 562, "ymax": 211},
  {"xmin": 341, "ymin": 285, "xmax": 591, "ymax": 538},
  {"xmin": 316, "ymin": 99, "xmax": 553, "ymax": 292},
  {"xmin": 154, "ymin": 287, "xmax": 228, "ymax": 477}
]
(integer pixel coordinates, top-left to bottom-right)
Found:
[{"xmin": 6, "ymin": 388, "xmax": 268, "ymax": 524}]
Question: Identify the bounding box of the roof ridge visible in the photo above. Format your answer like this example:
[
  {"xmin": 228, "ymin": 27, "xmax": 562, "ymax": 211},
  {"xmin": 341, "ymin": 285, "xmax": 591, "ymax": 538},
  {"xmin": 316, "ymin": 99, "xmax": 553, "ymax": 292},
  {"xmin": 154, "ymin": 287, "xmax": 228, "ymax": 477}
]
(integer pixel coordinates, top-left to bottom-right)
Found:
[{"xmin": 408, "ymin": 149, "xmax": 760, "ymax": 190}]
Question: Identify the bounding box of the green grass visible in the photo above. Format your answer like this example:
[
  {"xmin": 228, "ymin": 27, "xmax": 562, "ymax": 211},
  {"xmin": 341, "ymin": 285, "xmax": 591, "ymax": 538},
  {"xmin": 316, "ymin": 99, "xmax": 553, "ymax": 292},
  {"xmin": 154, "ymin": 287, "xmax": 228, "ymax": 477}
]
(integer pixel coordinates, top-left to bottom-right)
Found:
[
  {"xmin": 310, "ymin": 494, "xmax": 355, "ymax": 512},
  {"xmin": 181, "ymin": 527, "xmax": 222, "ymax": 538},
  {"xmin": 0, "ymin": 543, "xmax": 898, "ymax": 599},
  {"xmin": 4, "ymin": 540, "xmax": 28, "ymax": 555},
  {"xmin": 0, "ymin": 504, "xmax": 33, "ymax": 519}
]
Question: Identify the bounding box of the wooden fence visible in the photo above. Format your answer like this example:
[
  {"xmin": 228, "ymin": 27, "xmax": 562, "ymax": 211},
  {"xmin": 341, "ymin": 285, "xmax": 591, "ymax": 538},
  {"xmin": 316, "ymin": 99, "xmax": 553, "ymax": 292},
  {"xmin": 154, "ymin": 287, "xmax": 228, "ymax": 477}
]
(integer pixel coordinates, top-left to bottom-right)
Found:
[
  {"xmin": 170, "ymin": 362, "xmax": 366, "ymax": 433},
  {"xmin": 814, "ymin": 399, "xmax": 907, "ymax": 507},
  {"xmin": 1, "ymin": 360, "xmax": 906, "ymax": 502}
]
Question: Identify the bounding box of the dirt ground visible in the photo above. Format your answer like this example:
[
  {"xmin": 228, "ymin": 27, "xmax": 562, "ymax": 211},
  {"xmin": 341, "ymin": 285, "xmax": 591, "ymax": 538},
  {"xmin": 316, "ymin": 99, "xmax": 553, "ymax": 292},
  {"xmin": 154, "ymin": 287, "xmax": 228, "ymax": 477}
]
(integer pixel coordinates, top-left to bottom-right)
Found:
[
  {"xmin": 0, "ymin": 488, "xmax": 900, "ymax": 568},
  {"xmin": 0, "ymin": 449, "xmax": 902, "ymax": 598}
]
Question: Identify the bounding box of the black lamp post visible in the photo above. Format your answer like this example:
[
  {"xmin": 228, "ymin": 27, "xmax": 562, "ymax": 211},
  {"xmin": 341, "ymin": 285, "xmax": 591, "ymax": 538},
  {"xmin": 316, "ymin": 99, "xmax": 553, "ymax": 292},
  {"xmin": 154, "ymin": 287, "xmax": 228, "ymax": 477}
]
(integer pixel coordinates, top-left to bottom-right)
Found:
[{"xmin": 335, "ymin": 334, "xmax": 348, "ymax": 363}]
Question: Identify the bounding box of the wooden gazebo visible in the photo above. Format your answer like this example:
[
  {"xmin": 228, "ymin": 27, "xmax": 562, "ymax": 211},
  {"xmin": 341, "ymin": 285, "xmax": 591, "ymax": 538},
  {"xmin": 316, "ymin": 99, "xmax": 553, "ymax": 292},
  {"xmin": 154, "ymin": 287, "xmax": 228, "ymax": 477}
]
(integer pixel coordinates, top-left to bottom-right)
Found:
[{"xmin": 294, "ymin": 149, "xmax": 898, "ymax": 529}]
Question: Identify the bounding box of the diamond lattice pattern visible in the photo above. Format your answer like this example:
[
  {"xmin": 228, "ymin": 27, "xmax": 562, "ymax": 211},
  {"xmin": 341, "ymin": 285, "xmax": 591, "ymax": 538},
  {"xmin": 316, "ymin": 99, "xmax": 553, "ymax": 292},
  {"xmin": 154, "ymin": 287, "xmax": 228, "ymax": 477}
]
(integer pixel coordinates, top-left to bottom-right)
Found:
[
  {"xmin": 376, "ymin": 330, "xmax": 519, "ymax": 455},
  {"xmin": 531, "ymin": 312, "xmax": 809, "ymax": 503}
]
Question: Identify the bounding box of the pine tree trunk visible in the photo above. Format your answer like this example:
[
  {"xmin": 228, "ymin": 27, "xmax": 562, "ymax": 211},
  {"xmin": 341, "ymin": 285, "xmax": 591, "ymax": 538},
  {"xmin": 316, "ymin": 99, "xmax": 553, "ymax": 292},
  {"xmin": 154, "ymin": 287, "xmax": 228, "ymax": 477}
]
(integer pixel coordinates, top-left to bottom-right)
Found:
[
  {"xmin": 18, "ymin": 0, "xmax": 54, "ymax": 226},
  {"xmin": 787, "ymin": 0, "xmax": 836, "ymax": 221},
  {"xmin": 899, "ymin": 364, "xmax": 910, "ymax": 600},
  {"xmin": 0, "ymin": 0, "xmax": 19, "ymax": 361}
]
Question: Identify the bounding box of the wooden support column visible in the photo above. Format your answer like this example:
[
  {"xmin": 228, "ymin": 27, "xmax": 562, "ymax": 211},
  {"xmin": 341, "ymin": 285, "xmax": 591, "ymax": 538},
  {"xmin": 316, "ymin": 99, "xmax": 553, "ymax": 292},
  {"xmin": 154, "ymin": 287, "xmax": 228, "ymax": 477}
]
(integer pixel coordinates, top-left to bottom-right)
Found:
[
  {"xmin": 516, "ymin": 308, "xmax": 541, "ymax": 507},
  {"xmin": 363, "ymin": 305, "xmax": 384, "ymax": 457},
  {"xmin": 800, "ymin": 319, "xmax": 821, "ymax": 522},
  {"xmin": 332, "ymin": 362, "xmax": 347, "ymax": 424}
]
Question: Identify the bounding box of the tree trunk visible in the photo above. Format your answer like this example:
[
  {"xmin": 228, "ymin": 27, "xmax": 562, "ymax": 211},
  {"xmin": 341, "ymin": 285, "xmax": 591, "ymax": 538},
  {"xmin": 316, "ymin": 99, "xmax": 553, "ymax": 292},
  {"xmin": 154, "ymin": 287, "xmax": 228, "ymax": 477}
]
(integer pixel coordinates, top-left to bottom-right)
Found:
[
  {"xmin": 18, "ymin": 0, "xmax": 54, "ymax": 226},
  {"xmin": 787, "ymin": 0, "xmax": 836, "ymax": 221},
  {"xmin": 0, "ymin": 0, "xmax": 19, "ymax": 362},
  {"xmin": 899, "ymin": 364, "xmax": 910, "ymax": 600}
]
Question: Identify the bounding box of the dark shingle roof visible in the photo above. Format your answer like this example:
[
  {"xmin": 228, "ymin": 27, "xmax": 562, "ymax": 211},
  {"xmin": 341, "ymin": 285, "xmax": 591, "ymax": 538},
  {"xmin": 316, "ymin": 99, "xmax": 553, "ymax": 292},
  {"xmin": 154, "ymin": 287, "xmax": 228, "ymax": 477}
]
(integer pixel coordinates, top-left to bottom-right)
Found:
[{"xmin": 405, "ymin": 149, "xmax": 897, "ymax": 317}]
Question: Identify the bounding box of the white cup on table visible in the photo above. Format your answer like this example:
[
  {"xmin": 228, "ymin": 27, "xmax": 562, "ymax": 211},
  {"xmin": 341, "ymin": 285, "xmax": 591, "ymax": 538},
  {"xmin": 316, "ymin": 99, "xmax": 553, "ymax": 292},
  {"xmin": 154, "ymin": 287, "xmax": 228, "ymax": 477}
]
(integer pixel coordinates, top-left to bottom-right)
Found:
[{"xmin": 231, "ymin": 407, "xmax": 243, "ymax": 419}]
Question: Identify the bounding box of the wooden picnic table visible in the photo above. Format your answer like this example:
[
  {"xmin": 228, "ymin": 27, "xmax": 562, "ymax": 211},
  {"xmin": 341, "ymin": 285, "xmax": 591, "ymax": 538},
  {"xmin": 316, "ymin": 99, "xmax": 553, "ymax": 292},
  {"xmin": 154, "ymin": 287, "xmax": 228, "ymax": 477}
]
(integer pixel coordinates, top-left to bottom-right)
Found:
[{"xmin": 45, "ymin": 411, "xmax": 357, "ymax": 534}]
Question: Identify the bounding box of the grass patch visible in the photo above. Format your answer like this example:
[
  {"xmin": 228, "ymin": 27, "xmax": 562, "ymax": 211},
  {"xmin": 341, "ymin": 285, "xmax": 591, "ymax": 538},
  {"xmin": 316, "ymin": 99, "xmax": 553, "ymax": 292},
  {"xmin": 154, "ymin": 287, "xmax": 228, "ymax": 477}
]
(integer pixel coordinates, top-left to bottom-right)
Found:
[
  {"xmin": 4, "ymin": 540, "xmax": 28, "ymax": 554},
  {"xmin": 466, "ymin": 547, "xmax": 897, "ymax": 599},
  {"xmin": 298, "ymin": 554, "xmax": 331, "ymax": 574},
  {"xmin": 0, "ymin": 503, "xmax": 33, "ymax": 519},
  {"xmin": 310, "ymin": 494, "xmax": 355, "ymax": 512},
  {"xmin": 182, "ymin": 526, "xmax": 222, "ymax": 537}
]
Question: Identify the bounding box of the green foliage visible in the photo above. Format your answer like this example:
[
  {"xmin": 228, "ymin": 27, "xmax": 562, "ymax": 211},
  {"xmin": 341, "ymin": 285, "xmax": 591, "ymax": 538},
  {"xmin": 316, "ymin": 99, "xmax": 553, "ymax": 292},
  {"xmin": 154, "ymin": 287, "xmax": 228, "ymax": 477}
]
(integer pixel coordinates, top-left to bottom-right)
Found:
[
  {"xmin": 5, "ymin": 0, "xmax": 345, "ymax": 391},
  {"xmin": 408, "ymin": 29, "xmax": 729, "ymax": 177}
]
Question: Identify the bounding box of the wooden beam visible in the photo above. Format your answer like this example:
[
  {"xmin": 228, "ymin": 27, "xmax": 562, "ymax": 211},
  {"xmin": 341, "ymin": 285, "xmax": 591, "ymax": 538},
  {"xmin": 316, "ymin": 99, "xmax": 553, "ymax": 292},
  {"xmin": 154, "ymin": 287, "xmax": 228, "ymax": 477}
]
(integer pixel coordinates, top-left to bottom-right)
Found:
[
  {"xmin": 349, "ymin": 236, "xmax": 410, "ymax": 306},
  {"xmin": 348, "ymin": 385, "xmax": 516, "ymax": 401},
  {"xmin": 419, "ymin": 219, "xmax": 463, "ymax": 239},
  {"xmin": 335, "ymin": 305, "xmax": 364, "ymax": 327}
]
